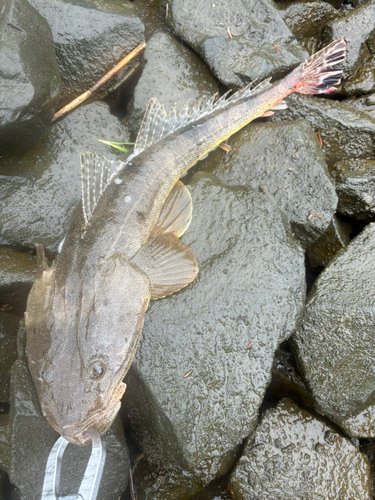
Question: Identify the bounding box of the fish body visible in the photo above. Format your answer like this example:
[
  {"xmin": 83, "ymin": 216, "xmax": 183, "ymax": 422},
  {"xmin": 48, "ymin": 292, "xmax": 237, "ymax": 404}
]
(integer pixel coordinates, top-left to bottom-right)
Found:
[{"xmin": 25, "ymin": 39, "xmax": 346, "ymax": 444}]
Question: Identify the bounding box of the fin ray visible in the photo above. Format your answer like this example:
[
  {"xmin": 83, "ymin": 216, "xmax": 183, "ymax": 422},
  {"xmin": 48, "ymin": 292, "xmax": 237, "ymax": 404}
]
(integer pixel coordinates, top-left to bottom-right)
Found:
[
  {"xmin": 153, "ymin": 181, "xmax": 193, "ymax": 238},
  {"xmin": 80, "ymin": 152, "xmax": 126, "ymax": 226}
]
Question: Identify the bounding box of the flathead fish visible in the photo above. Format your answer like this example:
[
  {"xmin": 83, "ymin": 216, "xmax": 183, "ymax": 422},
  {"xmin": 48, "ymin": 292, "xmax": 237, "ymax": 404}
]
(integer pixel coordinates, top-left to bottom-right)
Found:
[{"xmin": 25, "ymin": 39, "xmax": 346, "ymax": 444}]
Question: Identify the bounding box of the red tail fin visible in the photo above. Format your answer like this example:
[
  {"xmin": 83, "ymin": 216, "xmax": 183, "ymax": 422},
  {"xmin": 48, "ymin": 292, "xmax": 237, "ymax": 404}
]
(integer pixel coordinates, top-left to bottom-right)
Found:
[{"xmin": 296, "ymin": 38, "xmax": 346, "ymax": 95}]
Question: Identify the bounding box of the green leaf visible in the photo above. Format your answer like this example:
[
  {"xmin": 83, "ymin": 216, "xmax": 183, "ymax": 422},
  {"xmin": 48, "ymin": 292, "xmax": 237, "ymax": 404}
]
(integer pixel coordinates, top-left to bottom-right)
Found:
[{"xmin": 98, "ymin": 139, "xmax": 135, "ymax": 153}]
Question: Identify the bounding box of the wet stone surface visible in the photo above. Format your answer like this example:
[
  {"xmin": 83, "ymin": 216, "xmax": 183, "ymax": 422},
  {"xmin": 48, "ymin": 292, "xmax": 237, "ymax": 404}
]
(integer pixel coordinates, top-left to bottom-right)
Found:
[
  {"xmin": 228, "ymin": 399, "xmax": 372, "ymax": 500},
  {"xmin": 323, "ymin": 0, "xmax": 375, "ymax": 96},
  {"xmin": 277, "ymin": 0, "xmax": 338, "ymax": 53},
  {"xmin": 331, "ymin": 159, "xmax": 375, "ymax": 220},
  {"xmin": 0, "ymin": 313, "xmax": 19, "ymax": 404},
  {"xmin": 125, "ymin": 172, "xmax": 305, "ymax": 497},
  {"xmin": 0, "ymin": 248, "xmax": 37, "ymax": 294},
  {"xmin": 0, "ymin": 101, "xmax": 129, "ymax": 252},
  {"xmin": 165, "ymin": 0, "xmax": 308, "ymax": 89},
  {"xmin": 306, "ymin": 215, "xmax": 352, "ymax": 269},
  {"xmin": 126, "ymin": 31, "xmax": 219, "ymax": 134},
  {"xmin": 6, "ymin": 322, "xmax": 129, "ymax": 500},
  {"xmin": 28, "ymin": 0, "xmax": 145, "ymax": 103},
  {"xmin": 0, "ymin": 0, "xmax": 61, "ymax": 156},
  {"xmin": 293, "ymin": 222, "xmax": 375, "ymax": 423},
  {"xmin": 343, "ymin": 93, "xmax": 375, "ymax": 122},
  {"xmin": 272, "ymin": 93, "xmax": 375, "ymax": 167},
  {"xmin": 202, "ymin": 119, "xmax": 337, "ymax": 248}
]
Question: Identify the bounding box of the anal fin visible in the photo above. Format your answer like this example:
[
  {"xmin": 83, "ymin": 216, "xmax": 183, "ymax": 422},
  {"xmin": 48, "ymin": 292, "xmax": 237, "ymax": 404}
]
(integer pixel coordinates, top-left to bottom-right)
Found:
[{"xmin": 131, "ymin": 232, "xmax": 198, "ymax": 300}]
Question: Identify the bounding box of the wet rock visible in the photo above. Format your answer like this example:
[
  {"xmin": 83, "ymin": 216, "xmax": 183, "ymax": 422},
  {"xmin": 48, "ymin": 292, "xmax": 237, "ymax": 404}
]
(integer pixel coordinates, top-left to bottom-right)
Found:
[
  {"xmin": 28, "ymin": 0, "xmax": 144, "ymax": 103},
  {"xmin": 307, "ymin": 215, "xmax": 352, "ymax": 268},
  {"xmin": 0, "ymin": 248, "xmax": 37, "ymax": 294},
  {"xmin": 8, "ymin": 347, "xmax": 129, "ymax": 499},
  {"xmin": 266, "ymin": 345, "xmax": 314, "ymax": 412},
  {"xmin": 133, "ymin": 452, "xmax": 238, "ymax": 500},
  {"xmin": 337, "ymin": 404, "xmax": 375, "ymax": 438},
  {"xmin": 0, "ymin": 414, "xmax": 10, "ymax": 473},
  {"xmin": 330, "ymin": 159, "xmax": 375, "ymax": 219},
  {"xmin": 0, "ymin": 101, "xmax": 130, "ymax": 252},
  {"xmin": 228, "ymin": 399, "xmax": 372, "ymax": 499},
  {"xmin": 0, "ymin": 0, "xmax": 61, "ymax": 156},
  {"xmin": 0, "ymin": 313, "xmax": 19, "ymax": 404},
  {"xmin": 125, "ymin": 172, "xmax": 305, "ymax": 497},
  {"xmin": 126, "ymin": 31, "xmax": 219, "ymax": 134},
  {"xmin": 293, "ymin": 222, "xmax": 375, "ymax": 423},
  {"xmin": 323, "ymin": 0, "xmax": 375, "ymax": 96},
  {"xmin": 134, "ymin": 0, "xmax": 171, "ymax": 39},
  {"xmin": 165, "ymin": 0, "xmax": 309, "ymax": 89},
  {"xmin": 342, "ymin": 93, "xmax": 375, "ymax": 121},
  {"xmin": 278, "ymin": 0, "xmax": 337, "ymax": 53},
  {"xmin": 202, "ymin": 119, "xmax": 337, "ymax": 247},
  {"xmin": 272, "ymin": 93, "xmax": 375, "ymax": 167}
]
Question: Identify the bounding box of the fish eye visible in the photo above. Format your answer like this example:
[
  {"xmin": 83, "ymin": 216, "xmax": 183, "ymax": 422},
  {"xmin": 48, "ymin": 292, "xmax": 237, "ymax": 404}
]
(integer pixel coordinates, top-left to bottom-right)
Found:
[{"xmin": 87, "ymin": 360, "xmax": 106, "ymax": 380}]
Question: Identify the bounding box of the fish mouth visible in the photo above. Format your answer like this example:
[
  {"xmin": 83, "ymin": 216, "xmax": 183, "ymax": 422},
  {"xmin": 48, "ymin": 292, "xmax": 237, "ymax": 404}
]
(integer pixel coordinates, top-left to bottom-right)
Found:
[{"xmin": 49, "ymin": 382, "xmax": 126, "ymax": 445}]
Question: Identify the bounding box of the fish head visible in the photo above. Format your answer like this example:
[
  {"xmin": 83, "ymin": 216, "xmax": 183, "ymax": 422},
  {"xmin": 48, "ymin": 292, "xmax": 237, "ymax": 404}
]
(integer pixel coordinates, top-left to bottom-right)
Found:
[{"xmin": 26, "ymin": 248, "xmax": 150, "ymax": 445}]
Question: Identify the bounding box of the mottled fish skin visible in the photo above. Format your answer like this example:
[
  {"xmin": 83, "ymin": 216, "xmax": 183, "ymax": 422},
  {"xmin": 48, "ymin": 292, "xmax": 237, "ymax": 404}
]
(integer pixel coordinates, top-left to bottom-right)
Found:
[{"xmin": 25, "ymin": 39, "xmax": 346, "ymax": 445}]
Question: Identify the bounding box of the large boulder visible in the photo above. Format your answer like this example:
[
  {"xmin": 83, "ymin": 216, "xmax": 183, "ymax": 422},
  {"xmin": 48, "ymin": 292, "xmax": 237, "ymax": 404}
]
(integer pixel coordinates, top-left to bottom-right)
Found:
[
  {"xmin": 0, "ymin": 101, "xmax": 130, "ymax": 252},
  {"xmin": 165, "ymin": 0, "xmax": 309, "ymax": 89},
  {"xmin": 0, "ymin": 312, "xmax": 19, "ymax": 403},
  {"xmin": 125, "ymin": 172, "xmax": 305, "ymax": 498},
  {"xmin": 0, "ymin": 0, "xmax": 61, "ymax": 156},
  {"xmin": 272, "ymin": 93, "xmax": 375, "ymax": 167},
  {"xmin": 293, "ymin": 223, "xmax": 375, "ymax": 423},
  {"xmin": 126, "ymin": 31, "xmax": 219, "ymax": 134},
  {"xmin": 323, "ymin": 0, "xmax": 375, "ymax": 96},
  {"xmin": 331, "ymin": 159, "xmax": 375, "ymax": 220},
  {"xmin": 228, "ymin": 399, "xmax": 372, "ymax": 499},
  {"xmin": 28, "ymin": 0, "xmax": 145, "ymax": 103},
  {"xmin": 202, "ymin": 119, "xmax": 337, "ymax": 247},
  {"xmin": 0, "ymin": 248, "xmax": 37, "ymax": 294}
]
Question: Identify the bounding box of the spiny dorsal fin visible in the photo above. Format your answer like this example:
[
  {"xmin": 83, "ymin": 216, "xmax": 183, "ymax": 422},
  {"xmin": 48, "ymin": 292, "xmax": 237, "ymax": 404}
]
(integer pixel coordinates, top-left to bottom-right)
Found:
[
  {"xmin": 134, "ymin": 78, "xmax": 273, "ymax": 156},
  {"xmin": 80, "ymin": 152, "xmax": 126, "ymax": 225},
  {"xmin": 131, "ymin": 232, "xmax": 198, "ymax": 300},
  {"xmin": 152, "ymin": 181, "xmax": 192, "ymax": 238}
]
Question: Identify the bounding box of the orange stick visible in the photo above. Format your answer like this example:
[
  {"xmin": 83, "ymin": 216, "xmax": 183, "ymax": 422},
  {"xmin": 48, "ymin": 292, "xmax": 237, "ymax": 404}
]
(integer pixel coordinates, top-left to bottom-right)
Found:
[{"xmin": 52, "ymin": 41, "xmax": 146, "ymax": 122}]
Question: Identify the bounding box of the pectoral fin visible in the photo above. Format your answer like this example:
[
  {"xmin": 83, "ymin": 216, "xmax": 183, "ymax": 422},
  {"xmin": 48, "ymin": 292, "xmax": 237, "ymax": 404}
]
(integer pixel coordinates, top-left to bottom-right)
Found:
[
  {"xmin": 131, "ymin": 232, "xmax": 198, "ymax": 300},
  {"xmin": 153, "ymin": 181, "xmax": 193, "ymax": 238}
]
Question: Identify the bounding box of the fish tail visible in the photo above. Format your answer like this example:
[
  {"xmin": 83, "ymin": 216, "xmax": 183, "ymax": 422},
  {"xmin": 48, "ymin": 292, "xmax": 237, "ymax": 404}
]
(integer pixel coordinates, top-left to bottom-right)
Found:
[{"xmin": 295, "ymin": 38, "xmax": 346, "ymax": 95}]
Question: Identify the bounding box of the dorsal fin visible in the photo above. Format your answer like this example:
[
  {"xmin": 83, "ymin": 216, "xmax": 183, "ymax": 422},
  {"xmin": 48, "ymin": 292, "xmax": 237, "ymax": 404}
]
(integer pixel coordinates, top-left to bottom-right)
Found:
[
  {"xmin": 80, "ymin": 152, "xmax": 126, "ymax": 225},
  {"xmin": 133, "ymin": 78, "xmax": 273, "ymax": 156}
]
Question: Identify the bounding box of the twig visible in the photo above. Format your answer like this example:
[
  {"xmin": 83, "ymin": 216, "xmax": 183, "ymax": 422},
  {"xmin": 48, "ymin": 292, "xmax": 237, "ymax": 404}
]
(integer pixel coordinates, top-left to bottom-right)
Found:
[
  {"xmin": 52, "ymin": 42, "xmax": 146, "ymax": 122},
  {"xmin": 93, "ymin": 62, "xmax": 141, "ymax": 101}
]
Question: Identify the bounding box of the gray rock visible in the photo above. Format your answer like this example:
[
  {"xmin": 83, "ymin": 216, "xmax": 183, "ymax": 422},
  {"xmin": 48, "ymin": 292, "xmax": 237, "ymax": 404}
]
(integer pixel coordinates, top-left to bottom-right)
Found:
[
  {"xmin": 323, "ymin": 0, "xmax": 375, "ymax": 96},
  {"xmin": 8, "ymin": 351, "xmax": 129, "ymax": 499},
  {"xmin": 0, "ymin": 248, "xmax": 37, "ymax": 294},
  {"xmin": 0, "ymin": 313, "xmax": 19, "ymax": 404},
  {"xmin": 165, "ymin": 0, "xmax": 309, "ymax": 89},
  {"xmin": 228, "ymin": 399, "xmax": 372, "ymax": 500},
  {"xmin": 278, "ymin": 0, "xmax": 337, "ymax": 48},
  {"xmin": 126, "ymin": 31, "xmax": 219, "ymax": 134},
  {"xmin": 28, "ymin": 0, "xmax": 145, "ymax": 103},
  {"xmin": 330, "ymin": 159, "xmax": 375, "ymax": 219},
  {"xmin": 272, "ymin": 93, "xmax": 375, "ymax": 167},
  {"xmin": 125, "ymin": 172, "xmax": 305, "ymax": 497},
  {"xmin": 0, "ymin": 0, "xmax": 61, "ymax": 156},
  {"xmin": 307, "ymin": 215, "xmax": 352, "ymax": 269},
  {"xmin": 0, "ymin": 101, "xmax": 130, "ymax": 252},
  {"xmin": 342, "ymin": 93, "xmax": 375, "ymax": 122},
  {"xmin": 338, "ymin": 403, "xmax": 375, "ymax": 438},
  {"xmin": 293, "ymin": 222, "xmax": 375, "ymax": 423},
  {"xmin": 202, "ymin": 119, "xmax": 337, "ymax": 247},
  {"xmin": 0, "ymin": 413, "xmax": 10, "ymax": 473}
]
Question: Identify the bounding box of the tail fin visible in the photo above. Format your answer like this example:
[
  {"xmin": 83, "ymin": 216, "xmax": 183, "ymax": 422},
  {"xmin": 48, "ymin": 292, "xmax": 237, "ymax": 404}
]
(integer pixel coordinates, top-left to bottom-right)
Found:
[{"xmin": 297, "ymin": 38, "xmax": 346, "ymax": 95}]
